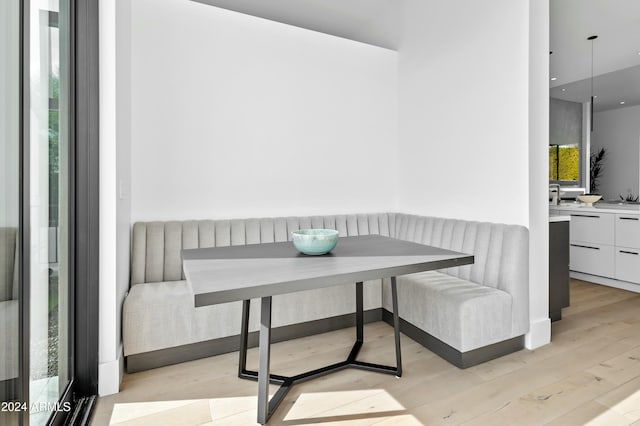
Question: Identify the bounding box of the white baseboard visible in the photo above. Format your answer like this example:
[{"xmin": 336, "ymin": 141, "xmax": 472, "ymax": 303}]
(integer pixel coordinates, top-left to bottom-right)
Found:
[
  {"xmin": 570, "ymin": 272, "xmax": 640, "ymax": 293},
  {"xmin": 99, "ymin": 344, "xmax": 124, "ymax": 396},
  {"xmin": 525, "ymin": 317, "xmax": 551, "ymax": 350}
]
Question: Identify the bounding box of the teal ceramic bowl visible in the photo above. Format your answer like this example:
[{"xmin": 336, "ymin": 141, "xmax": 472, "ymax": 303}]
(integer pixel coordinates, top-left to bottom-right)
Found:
[{"xmin": 291, "ymin": 229, "xmax": 339, "ymax": 255}]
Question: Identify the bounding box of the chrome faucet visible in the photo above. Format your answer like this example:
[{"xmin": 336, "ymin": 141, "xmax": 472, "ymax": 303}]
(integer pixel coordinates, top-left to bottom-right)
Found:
[{"xmin": 549, "ymin": 184, "xmax": 561, "ymax": 205}]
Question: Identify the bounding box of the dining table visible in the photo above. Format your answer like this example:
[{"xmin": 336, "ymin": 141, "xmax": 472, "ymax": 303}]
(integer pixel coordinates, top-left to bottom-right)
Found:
[{"xmin": 182, "ymin": 234, "xmax": 473, "ymax": 424}]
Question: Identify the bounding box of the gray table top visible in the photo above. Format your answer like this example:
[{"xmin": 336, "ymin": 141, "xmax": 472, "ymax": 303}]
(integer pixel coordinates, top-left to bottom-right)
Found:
[{"xmin": 182, "ymin": 235, "xmax": 474, "ymax": 307}]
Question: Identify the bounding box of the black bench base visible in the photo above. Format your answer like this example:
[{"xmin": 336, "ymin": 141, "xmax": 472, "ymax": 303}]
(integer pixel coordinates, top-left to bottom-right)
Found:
[{"xmin": 126, "ymin": 308, "xmax": 525, "ymax": 373}]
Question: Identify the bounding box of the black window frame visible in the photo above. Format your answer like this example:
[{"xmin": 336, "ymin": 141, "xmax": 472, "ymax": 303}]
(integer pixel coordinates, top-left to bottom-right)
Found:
[{"xmin": 18, "ymin": 0, "xmax": 100, "ymax": 424}]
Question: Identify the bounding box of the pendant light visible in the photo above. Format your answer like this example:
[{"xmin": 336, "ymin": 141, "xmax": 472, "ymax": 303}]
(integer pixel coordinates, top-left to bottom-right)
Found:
[{"xmin": 588, "ymin": 35, "xmax": 598, "ymax": 132}]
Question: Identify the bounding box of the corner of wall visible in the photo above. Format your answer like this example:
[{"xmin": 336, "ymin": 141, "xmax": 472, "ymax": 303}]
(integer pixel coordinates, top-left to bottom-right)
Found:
[
  {"xmin": 98, "ymin": 345, "xmax": 123, "ymax": 396},
  {"xmin": 525, "ymin": 318, "xmax": 551, "ymax": 349},
  {"xmin": 528, "ymin": 0, "xmax": 551, "ymax": 348}
]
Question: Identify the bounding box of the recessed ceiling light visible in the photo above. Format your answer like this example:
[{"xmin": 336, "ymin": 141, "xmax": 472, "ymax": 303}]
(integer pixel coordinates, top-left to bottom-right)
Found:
[
  {"xmin": 551, "ymin": 77, "xmax": 558, "ymax": 81},
  {"xmin": 561, "ymin": 88, "xmax": 566, "ymax": 92},
  {"xmin": 594, "ymin": 95, "xmax": 598, "ymax": 99},
  {"xmin": 620, "ymin": 101, "xmax": 626, "ymax": 104}
]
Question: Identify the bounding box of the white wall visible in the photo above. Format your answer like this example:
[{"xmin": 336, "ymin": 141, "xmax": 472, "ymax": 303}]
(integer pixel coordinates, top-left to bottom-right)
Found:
[
  {"xmin": 396, "ymin": 0, "xmax": 549, "ymax": 348},
  {"xmin": 98, "ymin": 0, "xmax": 119, "ymax": 396},
  {"xmin": 100, "ymin": 0, "xmax": 551, "ymax": 394},
  {"xmin": 592, "ymin": 105, "xmax": 640, "ymax": 200},
  {"xmin": 130, "ymin": 0, "xmax": 398, "ymax": 222},
  {"xmin": 99, "ymin": 0, "xmax": 134, "ymax": 396},
  {"xmin": 527, "ymin": 0, "xmax": 551, "ymax": 349},
  {"xmin": 115, "ymin": 0, "xmax": 132, "ymax": 390},
  {"xmin": 396, "ymin": 0, "xmax": 530, "ymax": 226}
]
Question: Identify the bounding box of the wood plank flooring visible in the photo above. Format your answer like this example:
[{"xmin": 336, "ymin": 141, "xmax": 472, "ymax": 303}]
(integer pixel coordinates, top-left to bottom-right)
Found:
[{"xmin": 91, "ymin": 280, "xmax": 640, "ymax": 425}]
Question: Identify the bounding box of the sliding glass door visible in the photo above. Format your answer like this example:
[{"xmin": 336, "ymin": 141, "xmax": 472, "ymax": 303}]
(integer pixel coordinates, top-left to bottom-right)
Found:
[
  {"xmin": 1, "ymin": 0, "xmax": 98, "ymax": 422},
  {"xmin": 28, "ymin": 0, "xmax": 71, "ymax": 424},
  {"xmin": 1, "ymin": 0, "xmax": 81, "ymax": 424}
]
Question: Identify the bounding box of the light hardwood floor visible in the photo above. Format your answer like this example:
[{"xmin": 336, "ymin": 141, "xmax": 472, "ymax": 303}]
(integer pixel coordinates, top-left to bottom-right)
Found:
[{"xmin": 92, "ymin": 280, "xmax": 640, "ymax": 425}]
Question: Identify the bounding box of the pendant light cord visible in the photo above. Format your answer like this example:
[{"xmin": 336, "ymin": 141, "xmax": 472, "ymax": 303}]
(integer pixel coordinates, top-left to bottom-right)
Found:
[
  {"xmin": 591, "ymin": 38, "xmax": 594, "ymax": 100},
  {"xmin": 588, "ymin": 35, "xmax": 598, "ymax": 132}
]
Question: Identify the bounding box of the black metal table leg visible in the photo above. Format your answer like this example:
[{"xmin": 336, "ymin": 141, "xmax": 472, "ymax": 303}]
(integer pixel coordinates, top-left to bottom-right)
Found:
[
  {"xmin": 257, "ymin": 296, "xmax": 272, "ymax": 425},
  {"xmin": 238, "ymin": 299, "xmax": 250, "ymax": 377},
  {"xmin": 356, "ymin": 281, "xmax": 363, "ymax": 343},
  {"xmin": 241, "ymin": 281, "xmax": 403, "ymax": 424},
  {"xmin": 391, "ymin": 276, "xmax": 402, "ymax": 377}
]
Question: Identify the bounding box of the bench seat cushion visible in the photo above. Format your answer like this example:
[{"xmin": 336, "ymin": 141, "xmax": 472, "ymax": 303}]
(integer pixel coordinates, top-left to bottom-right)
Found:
[
  {"xmin": 383, "ymin": 271, "xmax": 513, "ymax": 352},
  {"xmin": 0, "ymin": 300, "xmax": 19, "ymax": 381},
  {"xmin": 123, "ymin": 279, "xmax": 382, "ymax": 356}
]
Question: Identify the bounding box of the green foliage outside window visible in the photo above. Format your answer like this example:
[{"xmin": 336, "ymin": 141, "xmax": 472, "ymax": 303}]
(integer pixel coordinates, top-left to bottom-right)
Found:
[
  {"xmin": 549, "ymin": 145, "xmax": 579, "ymax": 181},
  {"xmin": 49, "ymin": 74, "xmax": 59, "ymax": 227}
]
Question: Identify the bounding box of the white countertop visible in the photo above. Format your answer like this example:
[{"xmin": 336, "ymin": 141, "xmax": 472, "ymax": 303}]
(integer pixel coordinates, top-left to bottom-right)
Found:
[
  {"xmin": 550, "ymin": 204, "xmax": 640, "ymax": 215},
  {"xmin": 549, "ymin": 215, "xmax": 570, "ymax": 222}
]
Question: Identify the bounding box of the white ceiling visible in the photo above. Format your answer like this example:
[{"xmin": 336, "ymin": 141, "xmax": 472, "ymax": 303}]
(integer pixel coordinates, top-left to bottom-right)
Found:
[
  {"xmin": 191, "ymin": 0, "xmax": 640, "ymax": 112},
  {"xmin": 190, "ymin": 0, "xmax": 401, "ymax": 49},
  {"xmin": 550, "ymin": 64, "xmax": 640, "ymax": 112},
  {"xmin": 550, "ymin": 0, "xmax": 640, "ymax": 111}
]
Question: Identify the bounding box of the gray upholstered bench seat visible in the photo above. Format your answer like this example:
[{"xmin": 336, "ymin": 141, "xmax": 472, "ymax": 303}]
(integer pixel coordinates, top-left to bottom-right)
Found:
[
  {"xmin": 123, "ymin": 213, "xmax": 529, "ymax": 372},
  {"xmin": 0, "ymin": 300, "xmax": 19, "ymax": 382},
  {"xmin": 1, "ymin": 228, "xmax": 19, "ymax": 393},
  {"xmin": 123, "ymin": 279, "xmax": 382, "ymax": 360},
  {"xmin": 385, "ymin": 271, "xmax": 513, "ymax": 352}
]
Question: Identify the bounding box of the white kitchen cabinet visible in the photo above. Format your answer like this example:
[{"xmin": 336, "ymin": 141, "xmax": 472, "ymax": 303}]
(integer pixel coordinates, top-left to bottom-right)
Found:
[
  {"xmin": 615, "ymin": 214, "xmax": 640, "ymax": 249},
  {"xmin": 553, "ymin": 207, "xmax": 640, "ymax": 290},
  {"xmin": 570, "ymin": 242, "xmax": 615, "ymax": 278},
  {"xmin": 565, "ymin": 209, "xmax": 616, "ymax": 279},
  {"xmin": 569, "ymin": 212, "xmax": 614, "ymax": 245},
  {"xmin": 614, "ymin": 213, "xmax": 640, "ymax": 284},
  {"xmin": 615, "ymin": 247, "xmax": 640, "ymax": 284}
]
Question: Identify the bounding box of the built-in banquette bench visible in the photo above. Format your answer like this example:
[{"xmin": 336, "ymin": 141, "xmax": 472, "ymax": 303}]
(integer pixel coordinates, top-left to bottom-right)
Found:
[
  {"xmin": 0, "ymin": 227, "xmax": 19, "ymax": 399},
  {"xmin": 123, "ymin": 213, "xmax": 529, "ymax": 372}
]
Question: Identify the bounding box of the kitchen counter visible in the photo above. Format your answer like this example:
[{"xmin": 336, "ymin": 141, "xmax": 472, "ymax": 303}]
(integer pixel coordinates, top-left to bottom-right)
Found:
[
  {"xmin": 549, "ymin": 215, "xmax": 570, "ymax": 222},
  {"xmin": 551, "ymin": 203, "xmax": 640, "ymax": 294},
  {"xmin": 550, "ymin": 204, "xmax": 640, "ymax": 215}
]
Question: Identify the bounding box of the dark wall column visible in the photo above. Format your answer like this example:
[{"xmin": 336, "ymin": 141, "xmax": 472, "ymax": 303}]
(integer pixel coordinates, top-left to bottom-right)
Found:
[{"xmin": 72, "ymin": 0, "xmax": 100, "ymax": 397}]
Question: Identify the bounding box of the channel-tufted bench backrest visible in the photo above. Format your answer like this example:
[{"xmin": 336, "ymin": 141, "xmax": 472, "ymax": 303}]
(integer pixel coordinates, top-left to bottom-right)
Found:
[
  {"xmin": 130, "ymin": 214, "xmax": 394, "ymax": 285},
  {"xmin": 131, "ymin": 213, "xmax": 528, "ymax": 293},
  {"xmin": 393, "ymin": 214, "xmax": 528, "ymax": 288},
  {"xmin": 392, "ymin": 213, "xmax": 529, "ymax": 335}
]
